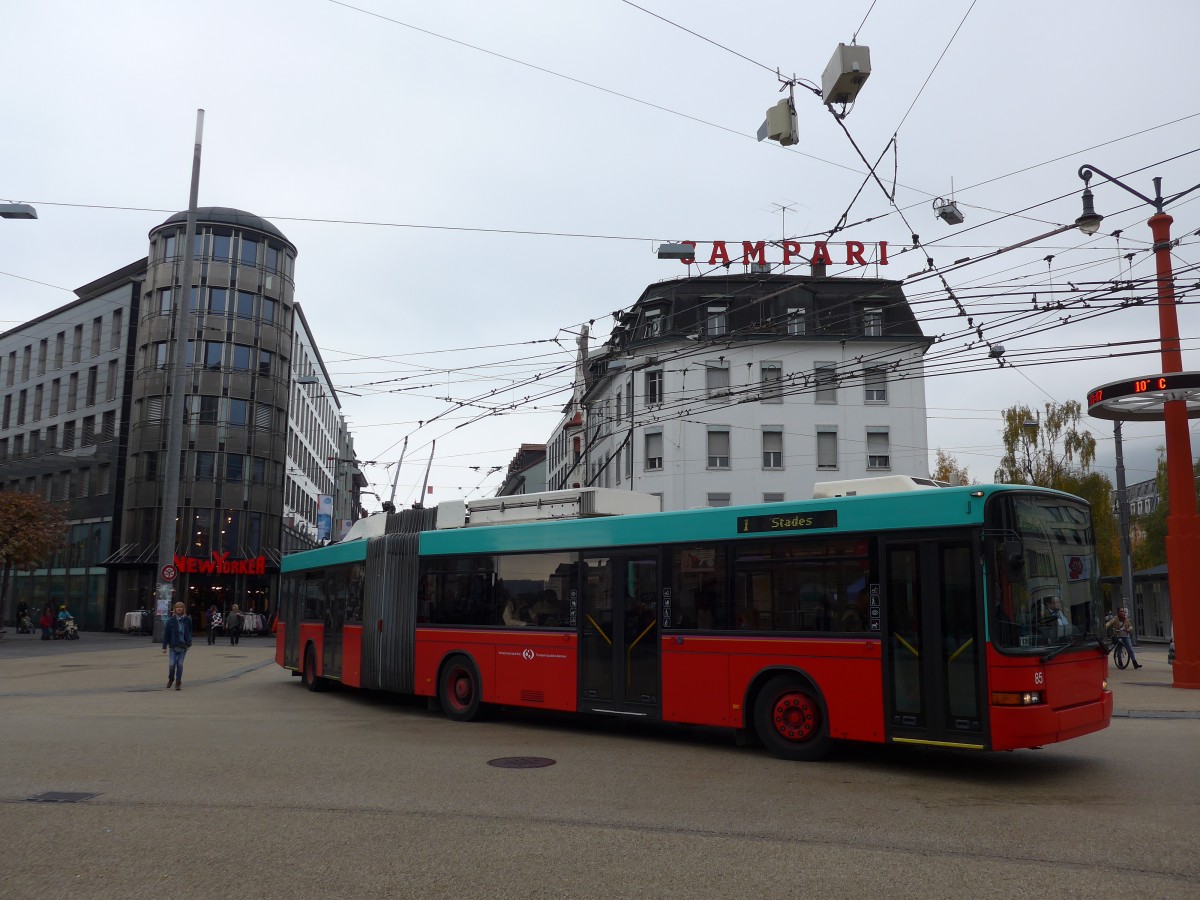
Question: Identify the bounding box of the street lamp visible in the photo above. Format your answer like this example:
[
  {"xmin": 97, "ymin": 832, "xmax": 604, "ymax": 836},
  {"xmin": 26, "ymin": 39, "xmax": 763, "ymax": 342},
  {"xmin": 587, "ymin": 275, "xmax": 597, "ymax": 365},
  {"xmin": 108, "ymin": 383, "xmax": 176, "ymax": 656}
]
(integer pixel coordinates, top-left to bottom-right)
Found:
[
  {"xmin": 0, "ymin": 202, "xmax": 38, "ymax": 220},
  {"xmin": 1077, "ymin": 163, "xmax": 1200, "ymax": 689}
]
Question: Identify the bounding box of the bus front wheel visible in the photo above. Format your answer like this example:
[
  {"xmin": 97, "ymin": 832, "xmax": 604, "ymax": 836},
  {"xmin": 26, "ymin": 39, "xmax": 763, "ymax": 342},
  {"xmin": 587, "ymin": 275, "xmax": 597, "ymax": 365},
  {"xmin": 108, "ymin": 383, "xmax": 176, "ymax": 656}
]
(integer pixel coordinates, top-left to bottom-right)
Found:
[
  {"xmin": 753, "ymin": 675, "xmax": 831, "ymax": 761},
  {"xmin": 303, "ymin": 645, "xmax": 327, "ymax": 692},
  {"xmin": 439, "ymin": 655, "xmax": 483, "ymax": 722}
]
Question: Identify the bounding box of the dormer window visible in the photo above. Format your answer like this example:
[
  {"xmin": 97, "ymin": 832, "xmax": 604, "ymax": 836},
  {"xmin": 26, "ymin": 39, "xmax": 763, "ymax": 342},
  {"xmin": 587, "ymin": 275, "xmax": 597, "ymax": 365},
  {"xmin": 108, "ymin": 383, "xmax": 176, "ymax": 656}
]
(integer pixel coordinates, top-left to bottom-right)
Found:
[
  {"xmin": 706, "ymin": 304, "xmax": 728, "ymax": 337},
  {"xmin": 863, "ymin": 307, "xmax": 884, "ymax": 337},
  {"xmin": 786, "ymin": 306, "xmax": 806, "ymax": 335},
  {"xmin": 641, "ymin": 303, "xmax": 666, "ymax": 338}
]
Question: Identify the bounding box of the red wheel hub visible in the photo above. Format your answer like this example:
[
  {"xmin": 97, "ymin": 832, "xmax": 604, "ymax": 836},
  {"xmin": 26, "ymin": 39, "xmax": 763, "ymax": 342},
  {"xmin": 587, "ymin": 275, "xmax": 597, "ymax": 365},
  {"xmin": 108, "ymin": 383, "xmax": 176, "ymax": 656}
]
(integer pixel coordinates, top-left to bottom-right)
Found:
[
  {"xmin": 772, "ymin": 691, "xmax": 818, "ymax": 742},
  {"xmin": 450, "ymin": 670, "xmax": 473, "ymax": 708}
]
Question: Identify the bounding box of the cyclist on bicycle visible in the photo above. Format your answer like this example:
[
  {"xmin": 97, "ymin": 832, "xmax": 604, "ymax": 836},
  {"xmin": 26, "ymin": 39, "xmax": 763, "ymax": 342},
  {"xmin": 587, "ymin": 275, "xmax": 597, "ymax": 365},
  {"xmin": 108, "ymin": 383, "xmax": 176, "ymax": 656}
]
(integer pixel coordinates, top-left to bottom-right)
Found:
[{"xmin": 1108, "ymin": 607, "xmax": 1141, "ymax": 669}]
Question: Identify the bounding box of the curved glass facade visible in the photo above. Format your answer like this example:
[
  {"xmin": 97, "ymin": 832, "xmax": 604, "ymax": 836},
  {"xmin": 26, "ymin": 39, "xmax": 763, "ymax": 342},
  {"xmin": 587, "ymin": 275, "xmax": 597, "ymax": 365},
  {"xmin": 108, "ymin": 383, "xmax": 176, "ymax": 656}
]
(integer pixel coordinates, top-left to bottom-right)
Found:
[{"xmin": 116, "ymin": 209, "xmax": 296, "ymax": 620}]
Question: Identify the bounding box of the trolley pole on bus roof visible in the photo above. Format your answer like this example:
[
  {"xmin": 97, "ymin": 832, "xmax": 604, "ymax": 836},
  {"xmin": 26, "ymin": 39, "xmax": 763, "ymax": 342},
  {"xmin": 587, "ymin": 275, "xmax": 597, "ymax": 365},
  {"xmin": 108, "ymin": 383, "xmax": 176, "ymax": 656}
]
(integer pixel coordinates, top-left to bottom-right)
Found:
[
  {"xmin": 153, "ymin": 109, "xmax": 205, "ymax": 644},
  {"xmin": 387, "ymin": 436, "xmax": 408, "ymax": 508}
]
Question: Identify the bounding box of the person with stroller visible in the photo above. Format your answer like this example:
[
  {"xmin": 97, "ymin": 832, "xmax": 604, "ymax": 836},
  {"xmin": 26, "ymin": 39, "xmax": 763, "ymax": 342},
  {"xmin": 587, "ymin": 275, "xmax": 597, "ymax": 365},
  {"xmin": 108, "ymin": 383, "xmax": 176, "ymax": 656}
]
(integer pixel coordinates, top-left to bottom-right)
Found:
[
  {"xmin": 16, "ymin": 600, "xmax": 31, "ymax": 633},
  {"xmin": 55, "ymin": 604, "xmax": 74, "ymax": 638}
]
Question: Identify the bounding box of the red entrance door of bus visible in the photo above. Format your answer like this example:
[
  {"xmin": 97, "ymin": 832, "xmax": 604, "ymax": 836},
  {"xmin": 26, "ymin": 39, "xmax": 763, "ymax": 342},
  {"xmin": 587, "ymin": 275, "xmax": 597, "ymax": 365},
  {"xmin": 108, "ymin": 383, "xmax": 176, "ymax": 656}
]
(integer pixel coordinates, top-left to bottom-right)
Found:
[
  {"xmin": 883, "ymin": 538, "xmax": 985, "ymax": 749},
  {"xmin": 579, "ymin": 554, "xmax": 660, "ymax": 716}
]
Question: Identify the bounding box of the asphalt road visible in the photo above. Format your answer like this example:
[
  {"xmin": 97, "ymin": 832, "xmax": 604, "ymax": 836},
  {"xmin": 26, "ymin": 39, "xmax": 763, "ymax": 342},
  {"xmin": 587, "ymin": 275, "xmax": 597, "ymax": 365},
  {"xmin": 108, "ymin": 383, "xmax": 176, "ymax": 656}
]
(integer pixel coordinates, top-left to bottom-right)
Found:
[{"xmin": 1, "ymin": 634, "xmax": 1197, "ymax": 898}]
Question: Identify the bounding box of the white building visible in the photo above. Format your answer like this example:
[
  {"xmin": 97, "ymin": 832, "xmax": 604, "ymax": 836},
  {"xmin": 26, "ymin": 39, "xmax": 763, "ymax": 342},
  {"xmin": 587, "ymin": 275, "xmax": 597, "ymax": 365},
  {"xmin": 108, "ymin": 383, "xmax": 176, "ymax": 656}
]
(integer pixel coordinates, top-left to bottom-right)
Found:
[
  {"xmin": 546, "ymin": 274, "xmax": 932, "ymax": 509},
  {"xmin": 284, "ymin": 303, "xmax": 364, "ymax": 549}
]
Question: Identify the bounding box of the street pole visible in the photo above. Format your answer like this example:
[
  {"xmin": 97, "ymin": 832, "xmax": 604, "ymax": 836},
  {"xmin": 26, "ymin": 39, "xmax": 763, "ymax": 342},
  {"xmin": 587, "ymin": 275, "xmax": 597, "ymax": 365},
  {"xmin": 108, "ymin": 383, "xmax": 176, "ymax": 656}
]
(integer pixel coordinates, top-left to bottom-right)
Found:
[
  {"xmin": 153, "ymin": 109, "xmax": 204, "ymax": 643},
  {"xmin": 1113, "ymin": 421, "xmax": 1135, "ymax": 625},
  {"xmin": 1076, "ymin": 165, "xmax": 1200, "ymax": 689}
]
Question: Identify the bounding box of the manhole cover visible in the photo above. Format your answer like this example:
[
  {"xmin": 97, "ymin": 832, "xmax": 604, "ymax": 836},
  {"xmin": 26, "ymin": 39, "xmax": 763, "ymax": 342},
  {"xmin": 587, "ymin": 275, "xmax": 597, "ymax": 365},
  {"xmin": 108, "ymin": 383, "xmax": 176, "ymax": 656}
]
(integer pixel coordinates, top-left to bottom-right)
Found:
[
  {"xmin": 487, "ymin": 757, "xmax": 556, "ymax": 769},
  {"xmin": 27, "ymin": 792, "xmax": 99, "ymax": 803}
]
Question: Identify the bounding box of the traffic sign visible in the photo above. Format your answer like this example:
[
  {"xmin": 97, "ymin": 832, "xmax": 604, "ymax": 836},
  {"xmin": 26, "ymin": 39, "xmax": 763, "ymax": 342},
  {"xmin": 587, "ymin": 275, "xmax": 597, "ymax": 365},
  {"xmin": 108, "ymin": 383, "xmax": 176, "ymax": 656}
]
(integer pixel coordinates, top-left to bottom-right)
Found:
[{"xmin": 160, "ymin": 564, "xmax": 178, "ymax": 583}]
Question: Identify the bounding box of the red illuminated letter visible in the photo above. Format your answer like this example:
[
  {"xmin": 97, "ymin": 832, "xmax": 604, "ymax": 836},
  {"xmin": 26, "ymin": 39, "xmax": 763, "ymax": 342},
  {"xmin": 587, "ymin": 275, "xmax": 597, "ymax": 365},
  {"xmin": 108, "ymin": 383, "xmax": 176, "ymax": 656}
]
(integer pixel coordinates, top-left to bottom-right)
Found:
[
  {"xmin": 782, "ymin": 241, "xmax": 802, "ymax": 264},
  {"xmin": 741, "ymin": 241, "xmax": 766, "ymax": 264},
  {"xmin": 678, "ymin": 240, "xmax": 697, "ymax": 265},
  {"xmin": 878, "ymin": 241, "xmax": 888, "ymax": 265},
  {"xmin": 708, "ymin": 241, "xmax": 730, "ymax": 266},
  {"xmin": 810, "ymin": 242, "xmax": 833, "ymax": 266},
  {"xmin": 846, "ymin": 241, "xmax": 866, "ymax": 265}
]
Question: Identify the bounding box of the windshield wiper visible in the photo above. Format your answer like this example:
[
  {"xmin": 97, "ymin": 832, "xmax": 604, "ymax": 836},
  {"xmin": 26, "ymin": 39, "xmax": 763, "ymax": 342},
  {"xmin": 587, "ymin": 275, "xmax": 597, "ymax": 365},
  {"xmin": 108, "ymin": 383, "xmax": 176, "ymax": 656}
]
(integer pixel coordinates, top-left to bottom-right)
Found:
[{"xmin": 1041, "ymin": 628, "xmax": 1104, "ymax": 663}]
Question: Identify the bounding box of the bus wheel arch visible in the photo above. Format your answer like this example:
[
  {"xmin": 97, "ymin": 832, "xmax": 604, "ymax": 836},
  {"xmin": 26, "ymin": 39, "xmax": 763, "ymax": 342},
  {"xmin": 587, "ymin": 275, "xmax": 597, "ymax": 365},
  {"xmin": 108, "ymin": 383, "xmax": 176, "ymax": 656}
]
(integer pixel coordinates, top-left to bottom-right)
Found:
[
  {"xmin": 749, "ymin": 669, "xmax": 831, "ymax": 761},
  {"xmin": 303, "ymin": 642, "xmax": 327, "ymax": 692},
  {"xmin": 438, "ymin": 652, "xmax": 485, "ymax": 722}
]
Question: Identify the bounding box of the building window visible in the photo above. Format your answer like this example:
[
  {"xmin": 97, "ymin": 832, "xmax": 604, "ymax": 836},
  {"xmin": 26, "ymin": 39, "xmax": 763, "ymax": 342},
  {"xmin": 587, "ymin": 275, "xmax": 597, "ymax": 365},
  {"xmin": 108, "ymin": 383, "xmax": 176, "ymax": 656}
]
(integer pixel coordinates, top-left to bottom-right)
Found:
[
  {"xmin": 110, "ymin": 310, "xmax": 123, "ymax": 349},
  {"xmin": 240, "ymin": 235, "xmax": 260, "ymax": 266},
  {"xmin": 705, "ymin": 362, "xmax": 730, "ymax": 399},
  {"xmin": 814, "ymin": 364, "xmax": 837, "ymax": 404},
  {"xmin": 72, "ymin": 325, "xmax": 82, "ymax": 363},
  {"xmin": 63, "ymin": 421, "xmax": 75, "ymax": 450},
  {"xmin": 208, "ymin": 288, "xmax": 227, "ymax": 315},
  {"xmin": 236, "ymin": 290, "xmax": 256, "ymax": 319},
  {"xmin": 195, "ymin": 451, "xmax": 215, "ymax": 480},
  {"xmin": 160, "ymin": 231, "xmax": 177, "ymax": 260},
  {"xmin": 615, "ymin": 390, "xmax": 623, "ymax": 424},
  {"xmin": 1, "ymin": 395, "xmax": 9, "ymax": 429},
  {"xmin": 786, "ymin": 306, "xmax": 806, "ymax": 336},
  {"xmin": 228, "ymin": 398, "xmax": 248, "ymax": 427},
  {"xmin": 231, "ymin": 344, "xmax": 252, "ymax": 371},
  {"xmin": 867, "ymin": 429, "xmax": 890, "ymax": 469},
  {"xmin": 82, "ymin": 415, "xmax": 96, "ymax": 446},
  {"xmin": 106, "ymin": 360, "xmax": 118, "ymax": 401},
  {"xmin": 645, "ymin": 432, "xmax": 663, "ymax": 470},
  {"xmin": 49, "ymin": 379, "xmax": 60, "ymax": 417},
  {"xmin": 54, "ymin": 333, "xmax": 65, "ymax": 369},
  {"xmin": 22, "ymin": 345, "xmax": 31, "ymax": 380},
  {"xmin": 817, "ymin": 429, "xmax": 838, "ymax": 469},
  {"xmin": 258, "ymin": 350, "xmax": 273, "ymax": 376},
  {"xmin": 707, "ymin": 428, "xmax": 731, "ymax": 469},
  {"xmin": 33, "ymin": 384, "xmax": 42, "ymax": 422},
  {"xmin": 91, "ymin": 317, "xmax": 102, "ymax": 356},
  {"xmin": 706, "ymin": 305, "xmax": 728, "ymax": 337},
  {"xmin": 707, "ymin": 493, "xmax": 731, "ymax": 508},
  {"xmin": 864, "ymin": 307, "xmax": 884, "ymax": 337},
  {"xmin": 67, "ymin": 372, "xmax": 78, "ymax": 411},
  {"xmin": 154, "ymin": 342, "xmax": 169, "ymax": 369},
  {"xmin": 204, "ymin": 342, "xmax": 223, "ymax": 370},
  {"xmin": 85, "ymin": 366, "xmax": 98, "ymax": 406},
  {"xmin": 17, "ymin": 389, "xmax": 26, "ymax": 425},
  {"xmin": 158, "ymin": 288, "xmax": 174, "ymax": 315},
  {"xmin": 211, "ymin": 230, "xmax": 231, "ymax": 261},
  {"xmin": 37, "ymin": 339, "xmax": 47, "ymax": 376},
  {"xmin": 625, "ymin": 439, "xmax": 633, "ymax": 478},
  {"xmin": 226, "ymin": 453, "xmax": 245, "ymax": 483},
  {"xmin": 643, "ymin": 308, "xmax": 664, "ymax": 338},
  {"xmin": 762, "ymin": 429, "xmax": 783, "ymax": 469},
  {"xmin": 864, "ymin": 368, "xmax": 887, "ymax": 403},
  {"xmin": 262, "ymin": 298, "xmax": 277, "ymax": 324},
  {"xmin": 6, "ymin": 350, "xmax": 15, "ymax": 386},
  {"xmin": 45, "ymin": 425, "xmax": 56, "ymax": 451},
  {"xmin": 645, "ymin": 370, "xmax": 663, "ymax": 405},
  {"xmin": 763, "ymin": 492, "xmax": 785, "ymax": 503},
  {"xmin": 102, "ymin": 410, "xmax": 116, "ymax": 439},
  {"xmin": 97, "ymin": 464, "xmax": 111, "ymax": 495},
  {"xmin": 761, "ymin": 362, "xmax": 782, "ymax": 402}
]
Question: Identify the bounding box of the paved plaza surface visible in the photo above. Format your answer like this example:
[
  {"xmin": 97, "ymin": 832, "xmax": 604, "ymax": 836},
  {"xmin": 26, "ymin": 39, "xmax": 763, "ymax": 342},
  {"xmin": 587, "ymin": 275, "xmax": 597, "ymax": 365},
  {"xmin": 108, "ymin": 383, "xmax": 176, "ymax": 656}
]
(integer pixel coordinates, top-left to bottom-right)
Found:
[{"xmin": 1, "ymin": 630, "xmax": 1197, "ymax": 899}]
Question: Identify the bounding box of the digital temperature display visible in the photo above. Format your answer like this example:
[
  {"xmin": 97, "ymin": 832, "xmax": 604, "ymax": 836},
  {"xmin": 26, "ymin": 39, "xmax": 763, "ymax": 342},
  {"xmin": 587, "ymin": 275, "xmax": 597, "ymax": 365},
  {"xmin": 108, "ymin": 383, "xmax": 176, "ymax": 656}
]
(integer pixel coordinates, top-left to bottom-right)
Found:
[{"xmin": 1087, "ymin": 372, "xmax": 1200, "ymax": 420}]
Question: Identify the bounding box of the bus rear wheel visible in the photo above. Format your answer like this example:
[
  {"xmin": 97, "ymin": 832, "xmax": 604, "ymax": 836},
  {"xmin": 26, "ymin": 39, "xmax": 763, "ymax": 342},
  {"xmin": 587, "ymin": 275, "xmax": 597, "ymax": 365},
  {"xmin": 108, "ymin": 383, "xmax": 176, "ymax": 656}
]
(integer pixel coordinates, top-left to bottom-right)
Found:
[
  {"xmin": 439, "ymin": 655, "xmax": 483, "ymax": 722},
  {"xmin": 753, "ymin": 675, "xmax": 831, "ymax": 761},
  {"xmin": 303, "ymin": 645, "xmax": 327, "ymax": 692}
]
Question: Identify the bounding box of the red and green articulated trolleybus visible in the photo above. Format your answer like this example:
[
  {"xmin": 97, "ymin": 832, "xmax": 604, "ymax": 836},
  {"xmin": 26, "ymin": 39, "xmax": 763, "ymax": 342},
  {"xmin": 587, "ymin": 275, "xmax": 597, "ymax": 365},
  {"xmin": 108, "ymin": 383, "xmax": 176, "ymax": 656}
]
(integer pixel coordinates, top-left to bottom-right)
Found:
[{"xmin": 277, "ymin": 480, "xmax": 1112, "ymax": 760}]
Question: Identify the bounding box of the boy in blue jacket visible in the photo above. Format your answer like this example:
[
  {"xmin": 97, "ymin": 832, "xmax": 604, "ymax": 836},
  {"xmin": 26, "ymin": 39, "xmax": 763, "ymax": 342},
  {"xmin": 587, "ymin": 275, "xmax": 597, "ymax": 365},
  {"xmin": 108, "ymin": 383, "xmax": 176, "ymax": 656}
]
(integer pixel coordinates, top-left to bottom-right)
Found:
[{"xmin": 161, "ymin": 601, "xmax": 193, "ymax": 691}]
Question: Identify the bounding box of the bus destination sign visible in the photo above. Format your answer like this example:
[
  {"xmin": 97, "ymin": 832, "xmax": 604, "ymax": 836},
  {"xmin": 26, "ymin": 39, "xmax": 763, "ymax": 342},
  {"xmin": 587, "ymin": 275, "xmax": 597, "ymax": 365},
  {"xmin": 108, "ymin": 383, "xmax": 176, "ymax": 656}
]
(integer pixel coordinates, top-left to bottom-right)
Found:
[{"xmin": 737, "ymin": 509, "xmax": 838, "ymax": 534}]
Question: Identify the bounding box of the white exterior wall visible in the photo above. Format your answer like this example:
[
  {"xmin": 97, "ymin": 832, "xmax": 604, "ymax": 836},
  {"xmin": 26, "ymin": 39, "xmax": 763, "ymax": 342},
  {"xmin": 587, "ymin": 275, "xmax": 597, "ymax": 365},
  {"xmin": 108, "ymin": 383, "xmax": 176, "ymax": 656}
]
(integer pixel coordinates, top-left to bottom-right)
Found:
[{"xmin": 580, "ymin": 339, "xmax": 930, "ymax": 510}]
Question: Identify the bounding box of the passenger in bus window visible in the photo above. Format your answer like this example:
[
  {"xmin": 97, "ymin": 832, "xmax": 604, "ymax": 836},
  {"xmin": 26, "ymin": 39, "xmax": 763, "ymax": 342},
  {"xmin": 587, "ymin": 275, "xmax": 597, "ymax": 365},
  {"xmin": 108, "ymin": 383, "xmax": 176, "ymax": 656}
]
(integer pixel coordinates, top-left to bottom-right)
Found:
[
  {"xmin": 531, "ymin": 589, "xmax": 560, "ymax": 626},
  {"xmin": 502, "ymin": 596, "xmax": 529, "ymax": 627},
  {"xmin": 1042, "ymin": 596, "xmax": 1069, "ymax": 627}
]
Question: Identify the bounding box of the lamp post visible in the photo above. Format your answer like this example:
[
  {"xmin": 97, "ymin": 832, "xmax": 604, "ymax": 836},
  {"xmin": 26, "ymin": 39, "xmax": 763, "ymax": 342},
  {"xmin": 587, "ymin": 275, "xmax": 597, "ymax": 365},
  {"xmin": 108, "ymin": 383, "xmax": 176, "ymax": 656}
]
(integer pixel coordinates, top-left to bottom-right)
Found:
[{"xmin": 1076, "ymin": 164, "xmax": 1200, "ymax": 689}]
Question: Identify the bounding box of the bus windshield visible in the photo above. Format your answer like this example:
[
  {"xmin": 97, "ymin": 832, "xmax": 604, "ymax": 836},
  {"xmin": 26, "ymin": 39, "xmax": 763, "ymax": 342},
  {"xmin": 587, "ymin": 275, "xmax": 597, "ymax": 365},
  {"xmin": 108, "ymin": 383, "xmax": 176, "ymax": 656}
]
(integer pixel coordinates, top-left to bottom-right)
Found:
[{"xmin": 989, "ymin": 493, "xmax": 1103, "ymax": 653}]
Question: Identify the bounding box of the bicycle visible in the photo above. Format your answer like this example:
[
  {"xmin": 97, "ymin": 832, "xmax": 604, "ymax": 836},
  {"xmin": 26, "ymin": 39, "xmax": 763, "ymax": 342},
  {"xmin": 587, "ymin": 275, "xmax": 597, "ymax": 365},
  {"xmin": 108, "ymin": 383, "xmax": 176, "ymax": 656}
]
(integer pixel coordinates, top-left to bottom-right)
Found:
[{"xmin": 1108, "ymin": 636, "xmax": 1130, "ymax": 670}]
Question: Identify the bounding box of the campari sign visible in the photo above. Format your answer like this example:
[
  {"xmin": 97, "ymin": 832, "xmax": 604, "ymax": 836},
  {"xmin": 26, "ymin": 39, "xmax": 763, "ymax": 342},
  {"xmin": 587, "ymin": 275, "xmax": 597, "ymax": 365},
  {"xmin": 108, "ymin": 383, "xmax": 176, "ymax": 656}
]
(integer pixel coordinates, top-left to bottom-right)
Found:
[
  {"xmin": 173, "ymin": 552, "xmax": 267, "ymax": 576},
  {"xmin": 672, "ymin": 240, "xmax": 890, "ymax": 268}
]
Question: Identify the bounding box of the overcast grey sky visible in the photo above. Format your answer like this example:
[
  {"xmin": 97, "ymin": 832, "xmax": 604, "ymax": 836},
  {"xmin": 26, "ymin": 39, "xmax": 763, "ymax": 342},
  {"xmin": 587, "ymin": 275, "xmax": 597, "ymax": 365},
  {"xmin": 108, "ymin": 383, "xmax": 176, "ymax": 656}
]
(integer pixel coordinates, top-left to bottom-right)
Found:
[{"xmin": 3, "ymin": 0, "xmax": 1198, "ymax": 507}]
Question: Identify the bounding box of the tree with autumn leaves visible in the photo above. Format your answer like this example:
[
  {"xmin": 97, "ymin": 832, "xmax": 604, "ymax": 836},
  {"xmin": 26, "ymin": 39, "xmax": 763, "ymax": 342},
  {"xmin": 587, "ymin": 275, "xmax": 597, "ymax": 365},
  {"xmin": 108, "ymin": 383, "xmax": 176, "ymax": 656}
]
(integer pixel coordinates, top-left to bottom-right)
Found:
[
  {"xmin": 991, "ymin": 400, "xmax": 1120, "ymax": 578},
  {"xmin": 0, "ymin": 492, "xmax": 68, "ymax": 626}
]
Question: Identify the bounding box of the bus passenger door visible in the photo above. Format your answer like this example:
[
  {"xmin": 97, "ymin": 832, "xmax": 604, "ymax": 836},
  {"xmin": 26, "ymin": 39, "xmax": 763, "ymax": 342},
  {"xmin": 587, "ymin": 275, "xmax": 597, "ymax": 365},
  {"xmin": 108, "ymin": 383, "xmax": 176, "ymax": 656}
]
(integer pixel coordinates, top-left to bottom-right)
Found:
[
  {"xmin": 579, "ymin": 553, "xmax": 660, "ymax": 717},
  {"xmin": 883, "ymin": 538, "xmax": 985, "ymax": 749}
]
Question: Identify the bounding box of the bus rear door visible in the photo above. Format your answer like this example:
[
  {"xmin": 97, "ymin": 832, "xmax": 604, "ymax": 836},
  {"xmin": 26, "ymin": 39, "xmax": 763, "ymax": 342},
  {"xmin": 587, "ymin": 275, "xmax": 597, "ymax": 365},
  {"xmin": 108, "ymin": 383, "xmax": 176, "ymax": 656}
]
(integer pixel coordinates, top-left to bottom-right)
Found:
[
  {"xmin": 883, "ymin": 537, "xmax": 986, "ymax": 750},
  {"xmin": 579, "ymin": 553, "xmax": 661, "ymax": 718}
]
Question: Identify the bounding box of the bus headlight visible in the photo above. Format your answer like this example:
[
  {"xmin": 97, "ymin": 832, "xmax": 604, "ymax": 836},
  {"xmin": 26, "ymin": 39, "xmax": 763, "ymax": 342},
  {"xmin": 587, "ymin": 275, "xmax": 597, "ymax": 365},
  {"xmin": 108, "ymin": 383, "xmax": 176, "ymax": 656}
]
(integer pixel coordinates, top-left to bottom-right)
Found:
[{"xmin": 992, "ymin": 691, "xmax": 1042, "ymax": 706}]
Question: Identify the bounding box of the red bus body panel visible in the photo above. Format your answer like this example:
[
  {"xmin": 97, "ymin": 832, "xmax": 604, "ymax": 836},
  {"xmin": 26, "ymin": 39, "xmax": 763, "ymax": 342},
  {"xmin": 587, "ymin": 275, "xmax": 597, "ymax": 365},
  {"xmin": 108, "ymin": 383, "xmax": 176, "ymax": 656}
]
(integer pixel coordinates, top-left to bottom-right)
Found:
[
  {"xmin": 985, "ymin": 645, "xmax": 1112, "ymax": 749},
  {"xmin": 415, "ymin": 628, "xmax": 577, "ymax": 708},
  {"xmin": 275, "ymin": 622, "xmax": 287, "ymax": 669},
  {"xmin": 662, "ymin": 636, "xmax": 885, "ymax": 741},
  {"xmin": 342, "ymin": 625, "xmax": 363, "ymax": 687}
]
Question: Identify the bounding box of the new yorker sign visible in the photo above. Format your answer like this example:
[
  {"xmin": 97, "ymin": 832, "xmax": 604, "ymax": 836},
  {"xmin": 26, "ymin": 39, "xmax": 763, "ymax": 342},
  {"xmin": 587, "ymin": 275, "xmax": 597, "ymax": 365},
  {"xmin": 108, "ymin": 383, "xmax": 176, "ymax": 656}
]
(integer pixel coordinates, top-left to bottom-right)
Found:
[
  {"xmin": 673, "ymin": 240, "xmax": 890, "ymax": 267},
  {"xmin": 173, "ymin": 552, "xmax": 268, "ymax": 576}
]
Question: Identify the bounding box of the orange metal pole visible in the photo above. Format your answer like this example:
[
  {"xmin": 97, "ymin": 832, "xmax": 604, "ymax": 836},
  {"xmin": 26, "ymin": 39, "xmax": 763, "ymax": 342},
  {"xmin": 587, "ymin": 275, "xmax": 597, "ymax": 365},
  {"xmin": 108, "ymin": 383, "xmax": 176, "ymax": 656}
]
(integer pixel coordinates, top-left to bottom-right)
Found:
[{"xmin": 1148, "ymin": 212, "xmax": 1200, "ymax": 688}]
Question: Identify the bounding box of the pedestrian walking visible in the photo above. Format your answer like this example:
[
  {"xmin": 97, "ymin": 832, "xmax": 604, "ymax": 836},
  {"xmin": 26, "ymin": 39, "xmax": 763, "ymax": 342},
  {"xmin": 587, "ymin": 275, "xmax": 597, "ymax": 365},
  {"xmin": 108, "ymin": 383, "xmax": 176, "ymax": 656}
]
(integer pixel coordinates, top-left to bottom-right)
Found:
[
  {"xmin": 38, "ymin": 605, "xmax": 54, "ymax": 641},
  {"xmin": 161, "ymin": 601, "xmax": 193, "ymax": 690},
  {"xmin": 1108, "ymin": 606, "xmax": 1142, "ymax": 669},
  {"xmin": 227, "ymin": 604, "xmax": 242, "ymax": 646},
  {"xmin": 206, "ymin": 605, "xmax": 222, "ymax": 645},
  {"xmin": 16, "ymin": 599, "xmax": 29, "ymax": 630}
]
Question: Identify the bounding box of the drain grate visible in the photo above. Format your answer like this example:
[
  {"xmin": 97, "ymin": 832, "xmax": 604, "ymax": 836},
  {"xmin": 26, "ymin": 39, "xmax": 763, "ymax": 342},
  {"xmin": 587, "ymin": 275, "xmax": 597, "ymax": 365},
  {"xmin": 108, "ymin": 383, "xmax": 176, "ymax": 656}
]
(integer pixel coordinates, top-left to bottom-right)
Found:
[
  {"xmin": 27, "ymin": 792, "xmax": 99, "ymax": 803},
  {"xmin": 487, "ymin": 757, "xmax": 556, "ymax": 769}
]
